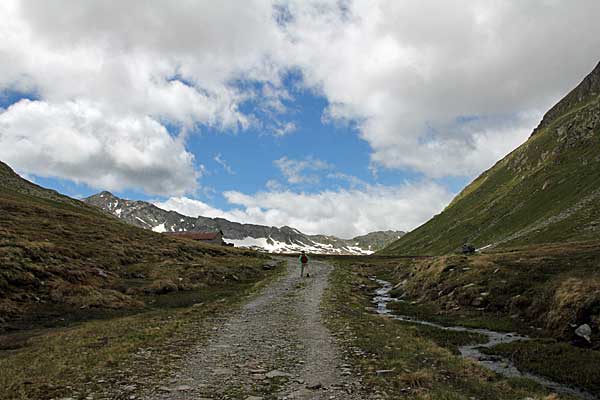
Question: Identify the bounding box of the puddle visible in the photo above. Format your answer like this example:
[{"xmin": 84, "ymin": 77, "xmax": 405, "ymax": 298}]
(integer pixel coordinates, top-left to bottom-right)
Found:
[{"xmin": 371, "ymin": 278, "xmax": 597, "ymax": 400}]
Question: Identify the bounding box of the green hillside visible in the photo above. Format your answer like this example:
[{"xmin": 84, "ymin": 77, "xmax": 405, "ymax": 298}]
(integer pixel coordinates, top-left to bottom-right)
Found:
[
  {"xmin": 0, "ymin": 161, "xmax": 268, "ymax": 331},
  {"xmin": 381, "ymin": 61, "xmax": 600, "ymax": 256}
]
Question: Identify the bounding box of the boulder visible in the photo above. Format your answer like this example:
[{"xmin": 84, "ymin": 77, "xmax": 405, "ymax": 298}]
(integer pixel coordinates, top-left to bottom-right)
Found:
[{"xmin": 575, "ymin": 324, "xmax": 592, "ymax": 343}]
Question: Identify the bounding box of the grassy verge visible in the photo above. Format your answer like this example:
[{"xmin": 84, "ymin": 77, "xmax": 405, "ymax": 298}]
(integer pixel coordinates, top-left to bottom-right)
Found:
[
  {"xmin": 322, "ymin": 260, "xmax": 575, "ymax": 399},
  {"xmin": 0, "ymin": 261, "xmax": 285, "ymax": 400},
  {"xmin": 387, "ymin": 299, "xmax": 533, "ymax": 335},
  {"xmin": 482, "ymin": 340, "xmax": 600, "ymax": 395}
]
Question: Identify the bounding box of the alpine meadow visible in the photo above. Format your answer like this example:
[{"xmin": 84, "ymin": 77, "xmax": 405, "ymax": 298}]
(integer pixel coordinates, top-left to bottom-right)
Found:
[{"xmin": 1, "ymin": 2, "xmax": 600, "ymax": 400}]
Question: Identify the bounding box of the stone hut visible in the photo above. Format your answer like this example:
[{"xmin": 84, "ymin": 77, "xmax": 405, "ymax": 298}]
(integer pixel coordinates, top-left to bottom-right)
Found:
[{"xmin": 166, "ymin": 230, "xmax": 225, "ymax": 245}]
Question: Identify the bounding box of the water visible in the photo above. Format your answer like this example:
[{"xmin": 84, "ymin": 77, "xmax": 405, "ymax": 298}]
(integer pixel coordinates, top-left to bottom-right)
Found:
[{"xmin": 371, "ymin": 278, "xmax": 597, "ymax": 400}]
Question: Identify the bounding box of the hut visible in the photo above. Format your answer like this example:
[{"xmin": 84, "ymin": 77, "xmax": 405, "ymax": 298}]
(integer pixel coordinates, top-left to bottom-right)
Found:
[{"xmin": 166, "ymin": 230, "xmax": 225, "ymax": 245}]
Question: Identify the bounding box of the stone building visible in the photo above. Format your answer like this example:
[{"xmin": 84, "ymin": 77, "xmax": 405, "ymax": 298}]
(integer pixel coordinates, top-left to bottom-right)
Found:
[{"xmin": 166, "ymin": 230, "xmax": 225, "ymax": 245}]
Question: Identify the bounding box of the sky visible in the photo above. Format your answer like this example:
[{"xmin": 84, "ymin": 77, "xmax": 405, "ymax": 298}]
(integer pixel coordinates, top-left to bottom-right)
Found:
[{"xmin": 1, "ymin": 1, "xmax": 599, "ymax": 239}]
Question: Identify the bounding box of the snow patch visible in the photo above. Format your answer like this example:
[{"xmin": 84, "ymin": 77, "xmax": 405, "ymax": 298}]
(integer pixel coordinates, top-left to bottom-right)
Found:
[
  {"xmin": 152, "ymin": 223, "xmax": 166, "ymax": 233},
  {"xmin": 225, "ymin": 236, "xmax": 373, "ymax": 255}
]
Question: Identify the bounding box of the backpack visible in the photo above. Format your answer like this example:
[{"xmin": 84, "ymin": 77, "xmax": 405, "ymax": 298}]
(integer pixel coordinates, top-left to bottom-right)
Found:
[{"xmin": 300, "ymin": 254, "xmax": 308, "ymax": 263}]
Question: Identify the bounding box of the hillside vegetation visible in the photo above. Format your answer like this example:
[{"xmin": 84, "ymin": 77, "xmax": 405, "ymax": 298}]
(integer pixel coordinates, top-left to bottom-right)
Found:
[
  {"xmin": 0, "ymin": 161, "xmax": 284, "ymax": 399},
  {"xmin": 0, "ymin": 161, "xmax": 270, "ymax": 331},
  {"xmin": 381, "ymin": 61, "xmax": 600, "ymax": 256}
]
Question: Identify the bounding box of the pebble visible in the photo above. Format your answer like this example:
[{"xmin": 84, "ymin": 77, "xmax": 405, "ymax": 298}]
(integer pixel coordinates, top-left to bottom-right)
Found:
[{"xmin": 265, "ymin": 370, "xmax": 292, "ymax": 379}]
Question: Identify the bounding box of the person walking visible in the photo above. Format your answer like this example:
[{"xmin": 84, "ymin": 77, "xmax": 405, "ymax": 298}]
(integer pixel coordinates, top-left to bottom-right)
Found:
[{"xmin": 299, "ymin": 251, "xmax": 310, "ymax": 277}]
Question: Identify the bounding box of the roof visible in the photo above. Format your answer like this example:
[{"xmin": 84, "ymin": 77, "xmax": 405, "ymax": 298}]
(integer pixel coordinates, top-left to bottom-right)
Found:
[{"xmin": 166, "ymin": 231, "xmax": 221, "ymax": 240}]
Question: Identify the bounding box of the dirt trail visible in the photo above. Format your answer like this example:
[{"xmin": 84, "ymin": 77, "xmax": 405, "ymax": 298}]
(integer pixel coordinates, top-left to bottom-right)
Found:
[{"xmin": 146, "ymin": 258, "xmax": 365, "ymax": 400}]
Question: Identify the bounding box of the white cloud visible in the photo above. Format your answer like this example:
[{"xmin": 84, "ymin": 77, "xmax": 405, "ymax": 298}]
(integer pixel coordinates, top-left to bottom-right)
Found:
[
  {"xmin": 266, "ymin": 179, "xmax": 285, "ymax": 191},
  {"xmin": 0, "ymin": 0, "xmax": 288, "ymax": 193},
  {"xmin": 214, "ymin": 153, "xmax": 235, "ymax": 175},
  {"xmin": 274, "ymin": 156, "xmax": 332, "ymax": 184},
  {"xmin": 280, "ymin": 0, "xmax": 600, "ymax": 176},
  {"xmin": 1, "ymin": 0, "xmax": 599, "ymax": 203},
  {"xmin": 0, "ymin": 99, "xmax": 198, "ymax": 195},
  {"xmin": 156, "ymin": 181, "xmax": 454, "ymax": 238},
  {"xmin": 154, "ymin": 197, "xmax": 229, "ymax": 220},
  {"xmin": 273, "ymin": 121, "xmax": 297, "ymax": 137}
]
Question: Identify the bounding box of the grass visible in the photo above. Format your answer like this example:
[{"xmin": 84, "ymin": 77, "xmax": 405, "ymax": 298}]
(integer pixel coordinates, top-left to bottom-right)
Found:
[
  {"xmin": 482, "ymin": 340, "xmax": 600, "ymax": 395},
  {"xmin": 322, "ymin": 259, "xmax": 571, "ymax": 399},
  {"xmin": 321, "ymin": 249, "xmax": 600, "ymax": 397},
  {"xmin": 380, "ymin": 86, "xmax": 600, "ymax": 256},
  {"xmin": 0, "ymin": 160, "xmax": 286, "ymax": 399},
  {"xmin": 379, "ymin": 242, "xmax": 600, "ymax": 341},
  {"xmin": 0, "ymin": 163, "xmax": 272, "ymax": 329},
  {"xmin": 387, "ymin": 300, "xmax": 525, "ymax": 335},
  {"xmin": 0, "ymin": 262, "xmax": 285, "ymax": 400}
]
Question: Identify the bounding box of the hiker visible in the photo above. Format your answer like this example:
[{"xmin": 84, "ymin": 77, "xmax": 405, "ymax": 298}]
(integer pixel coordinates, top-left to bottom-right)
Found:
[{"xmin": 299, "ymin": 251, "xmax": 310, "ymax": 277}]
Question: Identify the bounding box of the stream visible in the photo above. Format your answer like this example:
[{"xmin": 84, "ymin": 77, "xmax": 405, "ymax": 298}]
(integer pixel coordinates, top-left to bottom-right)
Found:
[{"xmin": 371, "ymin": 278, "xmax": 597, "ymax": 400}]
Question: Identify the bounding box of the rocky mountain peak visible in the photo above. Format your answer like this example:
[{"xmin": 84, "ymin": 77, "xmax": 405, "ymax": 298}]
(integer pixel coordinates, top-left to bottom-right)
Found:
[
  {"xmin": 534, "ymin": 60, "xmax": 600, "ymax": 134},
  {"xmin": 83, "ymin": 191, "xmax": 404, "ymax": 254}
]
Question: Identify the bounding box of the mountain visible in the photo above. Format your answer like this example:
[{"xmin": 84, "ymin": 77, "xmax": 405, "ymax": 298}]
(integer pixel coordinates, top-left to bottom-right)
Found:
[
  {"xmin": 0, "ymin": 161, "xmax": 267, "ymax": 330},
  {"xmin": 381, "ymin": 61, "xmax": 600, "ymax": 255},
  {"xmin": 83, "ymin": 191, "xmax": 404, "ymax": 254}
]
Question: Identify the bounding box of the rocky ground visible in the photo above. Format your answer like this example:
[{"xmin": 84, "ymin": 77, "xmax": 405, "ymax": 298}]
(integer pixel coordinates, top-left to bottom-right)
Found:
[{"xmin": 143, "ymin": 259, "xmax": 368, "ymax": 400}]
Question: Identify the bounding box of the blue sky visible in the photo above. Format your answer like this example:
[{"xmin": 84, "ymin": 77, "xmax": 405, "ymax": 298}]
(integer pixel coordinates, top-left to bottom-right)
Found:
[
  {"xmin": 1, "ymin": 1, "xmax": 599, "ymax": 237},
  {"xmin": 1, "ymin": 81, "xmax": 467, "ymax": 213}
]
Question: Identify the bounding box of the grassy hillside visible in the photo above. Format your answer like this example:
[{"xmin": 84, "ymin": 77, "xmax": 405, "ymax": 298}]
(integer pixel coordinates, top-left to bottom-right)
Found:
[
  {"xmin": 381, "ymin": 61, "xmax": 600, "ymax": 256},
  {"xmin": 0, "ymin": 161, "xmax": 269, "ymax": 331},
  {"xmin": 327, "ymin": 244, "xmax": 600, "ymax": 396},
  {"xmin": 0, "ymin": 161, "xmax": 284, "ymax": 399}
]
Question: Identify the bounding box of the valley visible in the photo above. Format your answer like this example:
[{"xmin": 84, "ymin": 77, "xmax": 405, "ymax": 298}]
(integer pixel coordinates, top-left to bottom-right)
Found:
[{"xmin": 1, "ymin": 51, "xmax": 599, "ymax": 400}]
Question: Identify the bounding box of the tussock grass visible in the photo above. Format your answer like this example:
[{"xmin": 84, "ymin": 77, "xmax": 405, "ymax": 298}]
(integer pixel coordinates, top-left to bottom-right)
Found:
[
  {"xmin": 322, "ymin": 261, "xmax": 570, "ymax": 399},
  {"xmin": 0, "ymin": 161, "xmax": 284, "ymax": 399},
  {"xmin": 0, "ymin": 272, "xmax": 283, "ymax": 400},
  {"xmin": 483, "ymin": 340, "xmax": 600, "ymax": 395},
  {"xmin": 322, "ymin": 247, "xmax": 600, "ymax": 396}
]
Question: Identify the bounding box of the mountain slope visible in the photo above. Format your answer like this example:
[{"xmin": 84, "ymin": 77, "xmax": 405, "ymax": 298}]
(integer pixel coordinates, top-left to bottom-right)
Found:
[
  {"xmin": 0, "ymin": 161, "xmax": 268, "ymax": 330},
  {"xmin": 381, "ymin": 61, "xmax": 600, "ymax": 255},
  {"xmin": 83, "ymin": 192, "xmax": 404, "ymax": 254}
]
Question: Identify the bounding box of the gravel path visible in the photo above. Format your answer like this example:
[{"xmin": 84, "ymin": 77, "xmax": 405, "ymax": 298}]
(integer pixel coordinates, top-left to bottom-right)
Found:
[{"xmin": 145, "ymin": 258, "xmax": 364, "ymax": 400}]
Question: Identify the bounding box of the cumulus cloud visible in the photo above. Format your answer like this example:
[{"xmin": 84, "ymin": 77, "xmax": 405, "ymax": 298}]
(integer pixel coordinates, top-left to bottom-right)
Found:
[
  {"xmin": 1, "ymin": 0, "xmax": 600, "ymax": 213},
  {"xmin": 0, "ymin": 99, "xmax": 198, "ymax": 195},
  {"xmin": 154, "ymin": 196, "xmax": 229, "ymax": 220},
  {"xmin": 156, "ymin": 181, "xmax": 454, "ymax": 238},
  {"xmin": 0, "ymin": 0, "xmax": 287, "ymax": 193},
  {"xmin": 280, "ymin": 0, "xmax": 600, "ymax": 176}
]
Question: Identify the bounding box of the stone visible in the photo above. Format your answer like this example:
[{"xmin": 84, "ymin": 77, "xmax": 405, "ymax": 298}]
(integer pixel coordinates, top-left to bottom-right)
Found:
[
  {"xmin": 306, "ymin": 382, "xmax": 323, "ymax": 390},
  {"xmin": 175, "ymin": 385, "xmax": 192, "ymax": 391},
  {"xmin": 265, "ymin": 370, "xmax": 292, "ymax": 379},
  {"xmin": 249, "ymin": 368, "xmax": 267, "ymax": 374},
  {"xmin": 375, "ymin": 369, "xmax": 395, "ymax": 375},
  {"xmin": 575, "ymin": 324, "xmax": 592, "ymax": 343},
  {"xmin": 471, "ymin": 297, "xmax": 485, "ymax": 307},
  {"xmin": 212, "ymin": 367, "xmax": 234, "ymax": 375}
]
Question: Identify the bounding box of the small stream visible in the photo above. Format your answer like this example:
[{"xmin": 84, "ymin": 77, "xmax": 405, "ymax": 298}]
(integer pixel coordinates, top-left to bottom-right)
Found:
[{"xmin": 371, "ymin": 278, "xmax": 597, "ymax": 400}]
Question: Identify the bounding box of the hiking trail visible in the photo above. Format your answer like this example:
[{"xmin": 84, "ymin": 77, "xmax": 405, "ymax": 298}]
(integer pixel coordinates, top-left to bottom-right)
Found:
[{"xmin": 145, "ymin": 258, "xmax": 367, "ymax": 400}]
